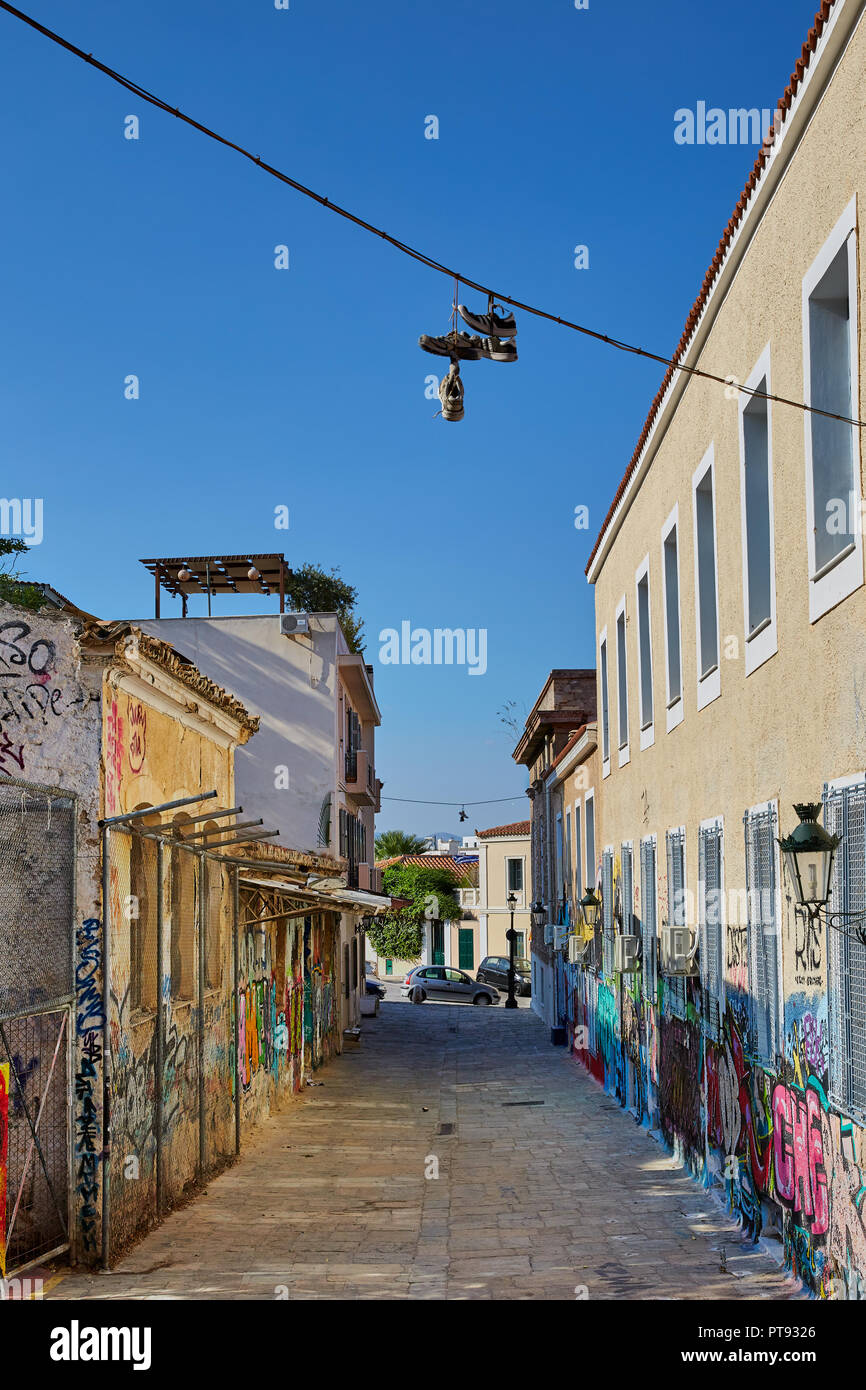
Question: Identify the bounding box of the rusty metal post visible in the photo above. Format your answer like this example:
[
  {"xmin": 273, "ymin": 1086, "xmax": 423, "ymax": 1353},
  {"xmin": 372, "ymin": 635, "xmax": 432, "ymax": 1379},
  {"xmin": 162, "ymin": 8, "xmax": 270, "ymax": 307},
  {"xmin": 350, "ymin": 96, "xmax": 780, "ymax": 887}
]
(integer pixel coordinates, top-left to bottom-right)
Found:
[{"xmin": 154, "ymin": 564, "xmax": 161, "ymax": 619}]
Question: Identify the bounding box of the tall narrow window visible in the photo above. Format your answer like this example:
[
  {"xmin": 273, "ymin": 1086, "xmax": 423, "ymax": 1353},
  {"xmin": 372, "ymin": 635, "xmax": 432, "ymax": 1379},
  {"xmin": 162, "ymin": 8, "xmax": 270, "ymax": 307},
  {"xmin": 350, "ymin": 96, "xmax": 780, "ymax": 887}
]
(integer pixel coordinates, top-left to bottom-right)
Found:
[
  {"xmin": 740, "ymin": 350, "xmax": 777, "ymax": 673},
  {"xmin": 574, "ymin": 802, "xmax": 583, "ymax": 902},
  {"xmin": 744, "ymin": 803, "xmax": 780, "ymax": 1064},
  {"xmin": 824, "ymin": 781, "xmax": 866, "ymax": 1122},
  {"xmin": 803, "ymin": 201, "xmax": 861, "ymax": 620},
  {"xmin": 507, "ymin": 858, "xmax": 524, "ymax": 893},
  {"xmin": 665, "ymin": 828, "xmax": 687, "ymax": 1018},
  {"xmin": 640, "ymin": 836, "xmax": 657, "ymax": 1003},
  {"xmin": 602, "ymin": 848, "xmax": 614, "ymax": 975},
  {"xmin": 585, "ymin": 794, "xmax": 595, "ymax": 891},
  {"xmin": 565, "ymin": 810, "xmax": 572, "ymax": 901},
  {"xmin": 698, "ymin": 820, "xmax": 724, "ymax": 1040},
  {"xmin": 599, "ymin": 633, "xmax": 610, "ymax": 769},
  {"xmin": 636, "ymin": 560, "xmax": 654, "ymax": 744},
  {"xmin": 661, "ymin": 508, "xmax": 683, "ymax": 730},
  {"xmin": 620, "ymin": 844, "xmax": 634, "ymax": 933},
  {"xmin": 693, "ymin": 449, "xmax": 720, "ymax": 707},
  {"xmin": 616, "ymin": 602, "xmax": 629, "ymax": 762}
]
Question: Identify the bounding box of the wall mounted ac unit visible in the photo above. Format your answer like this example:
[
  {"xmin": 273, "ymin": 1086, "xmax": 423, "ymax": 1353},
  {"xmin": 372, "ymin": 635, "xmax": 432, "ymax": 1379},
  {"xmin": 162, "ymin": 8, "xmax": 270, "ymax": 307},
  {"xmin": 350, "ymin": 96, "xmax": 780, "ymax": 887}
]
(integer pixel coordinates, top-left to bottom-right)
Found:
[
  {"xmin": 614, "ymin": 934, "xmax": 641, "ymax": 974},
  {"xmin": 280, "ymin": 612, "xmax": 310, "ymax": 637},
  {"xmin": 660, "ymin": 925, "xmax": 699, "ymax": 977},
  {"xmin": 568, "ymin": 935, "xmax": 591, "ymax": 966}
]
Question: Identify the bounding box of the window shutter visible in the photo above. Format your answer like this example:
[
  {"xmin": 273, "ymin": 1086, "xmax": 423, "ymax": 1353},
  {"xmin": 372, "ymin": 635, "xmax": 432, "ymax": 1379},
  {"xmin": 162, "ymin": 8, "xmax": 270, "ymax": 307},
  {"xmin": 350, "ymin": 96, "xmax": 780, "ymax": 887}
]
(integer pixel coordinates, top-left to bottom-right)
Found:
[
  {"xmin": 825, "ymin": 781, "xmax": 866, "ymax": 1119},
  {"xmin": 602, "ymin": 849, "xmax": 614, "ymax": 975},
  {"xmin": 666, "ymin": 828, "xmax": 686, "ymax": 1017},
  {"xmin": 745, "ymin": 805, "xmax": 779, "ymax": 1062},
  {"xmin": 699, "ymin": 823, "xmax": 722, "ymax": 1040},
  {"xmin": 640, "ymin": 838, "xmax": 657, "ymax": 1003},
  {"xmin": 621, "ymin": 846, "xmax": 633, "ymax": 933}
]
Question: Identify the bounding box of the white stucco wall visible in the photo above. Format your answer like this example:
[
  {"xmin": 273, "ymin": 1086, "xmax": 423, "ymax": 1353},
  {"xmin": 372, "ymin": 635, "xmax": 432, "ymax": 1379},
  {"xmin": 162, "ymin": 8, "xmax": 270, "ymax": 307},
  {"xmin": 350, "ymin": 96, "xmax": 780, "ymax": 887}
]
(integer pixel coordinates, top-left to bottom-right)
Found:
[{"xmin": 139, "ymin": 614, "xmax": 339, "ymax": 856}]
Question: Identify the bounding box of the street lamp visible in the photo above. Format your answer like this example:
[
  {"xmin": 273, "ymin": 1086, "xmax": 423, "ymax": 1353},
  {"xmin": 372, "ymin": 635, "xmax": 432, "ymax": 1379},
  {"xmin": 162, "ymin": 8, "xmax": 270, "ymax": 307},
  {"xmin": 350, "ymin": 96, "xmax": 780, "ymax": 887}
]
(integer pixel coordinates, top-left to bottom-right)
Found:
[
  {"xmin": 579, "ymin": 888, "xmax": 601, "ymax": 932},
  {"xmin": 505, "ymin": 890, "xmax": 519, "ymax": 1009},
  {"xmin": 530, "ymin": 899, "xmax": 546, "ymax": 930},
  {"xmin": 779, "ymin": 803, "xmax": 840, "ymax": 917}
]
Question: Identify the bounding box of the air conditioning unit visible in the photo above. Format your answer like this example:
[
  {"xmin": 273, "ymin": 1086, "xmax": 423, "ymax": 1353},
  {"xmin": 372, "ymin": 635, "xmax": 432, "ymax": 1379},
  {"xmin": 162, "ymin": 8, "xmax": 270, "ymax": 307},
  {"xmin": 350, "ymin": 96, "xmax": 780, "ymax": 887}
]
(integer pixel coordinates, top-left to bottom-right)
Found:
[
  {"xmin": 280, "ymin": 612, "xmax": 310, "ymax": 637},
  {"xmin": 614, "ymin": 934, "xmax": 641, "ymax": 974},
  {"xmin": 660, "ymin": 925, "xmax": 699, "ymax": 977},
  {"xmin": 544, "ymin": 923, "xmax": 555, "ymax": 946},
  {"xmin": 568, "ymin": 935, "xmax": 592, "ymax": 966}
]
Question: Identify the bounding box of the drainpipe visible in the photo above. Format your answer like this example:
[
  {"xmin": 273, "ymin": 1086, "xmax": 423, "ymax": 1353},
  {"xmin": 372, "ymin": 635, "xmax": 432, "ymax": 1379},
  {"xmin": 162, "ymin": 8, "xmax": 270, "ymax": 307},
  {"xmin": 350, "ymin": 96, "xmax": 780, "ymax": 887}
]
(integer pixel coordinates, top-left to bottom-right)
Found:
[{"xmin": 100, "ymin": 824, "xmax": 111, "ymax": 1271}]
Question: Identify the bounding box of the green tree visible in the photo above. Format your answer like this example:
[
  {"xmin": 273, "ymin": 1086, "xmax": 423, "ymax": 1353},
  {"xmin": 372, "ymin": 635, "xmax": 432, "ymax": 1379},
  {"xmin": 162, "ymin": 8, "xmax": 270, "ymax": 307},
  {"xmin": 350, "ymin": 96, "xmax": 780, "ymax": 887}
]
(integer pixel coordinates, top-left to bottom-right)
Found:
[
  {"xmin": 0, "ymin": 539, "xmax": 43, "ymax": 611},
  {"xmin": 367, "ymin": 864, "xmax": 466, "ymax": 964},
  {"xmin": 374, "ymin": 829, "xmax": 428, "ymax": 860},
  {"xmin": 285, "ymin": 562, "xmax": 365, "ymax": 654}
]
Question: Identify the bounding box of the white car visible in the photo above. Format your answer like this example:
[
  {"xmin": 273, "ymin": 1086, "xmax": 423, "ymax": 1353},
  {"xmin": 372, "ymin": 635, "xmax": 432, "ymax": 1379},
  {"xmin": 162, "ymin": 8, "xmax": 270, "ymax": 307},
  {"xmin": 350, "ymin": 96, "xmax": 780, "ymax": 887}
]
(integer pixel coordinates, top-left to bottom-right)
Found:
[{"xmin": 401, "ymin": 965, "xmax": 500, "ymax": 1006}]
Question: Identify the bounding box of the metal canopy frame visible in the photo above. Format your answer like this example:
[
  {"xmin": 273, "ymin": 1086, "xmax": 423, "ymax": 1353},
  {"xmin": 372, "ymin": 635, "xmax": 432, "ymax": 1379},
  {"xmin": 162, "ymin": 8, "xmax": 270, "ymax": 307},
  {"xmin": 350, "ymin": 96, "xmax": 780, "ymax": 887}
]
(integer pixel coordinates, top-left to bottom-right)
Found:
[{"xmin": 139, "ymin": 553, "xmax": 291, "ymax": 617}]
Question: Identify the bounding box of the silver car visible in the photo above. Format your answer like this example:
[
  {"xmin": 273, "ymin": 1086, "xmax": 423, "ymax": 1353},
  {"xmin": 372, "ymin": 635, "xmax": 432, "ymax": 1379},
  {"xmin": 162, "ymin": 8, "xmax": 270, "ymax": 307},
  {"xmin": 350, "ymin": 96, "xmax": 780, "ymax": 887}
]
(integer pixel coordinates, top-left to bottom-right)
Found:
[{"xmin": 400, "ymin": 965, "xmax": 500, "ymax": 1006}]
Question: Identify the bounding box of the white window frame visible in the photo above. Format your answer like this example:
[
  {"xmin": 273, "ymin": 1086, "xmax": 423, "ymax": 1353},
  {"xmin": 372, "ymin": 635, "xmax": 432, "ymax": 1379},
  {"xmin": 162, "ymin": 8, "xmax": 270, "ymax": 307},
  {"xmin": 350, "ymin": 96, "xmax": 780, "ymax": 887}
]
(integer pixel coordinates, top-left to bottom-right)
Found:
[
  {"xmin": 692, "ymin": 444, "xmax": 722, "ymax": 711},
  {"xmin": 640, "ymin": 833, "xmax": 659, "ymax": 1004},
  {"xmin": 661, "ymin": 505, "xmax": 684, "ymax": 733},
  {"xmin": 506, "ymin": 855, "xmax": 526, "ymax": 905},
  {"xmin": 599, "ymin": 627, "xmax": 611, "ymax": 777},
  {"xmin": 803, "ymin": 197, "xmax": 863, "ymax": 623},
  {"xmin": 634, "ymin": 553, "xmax": 655, "ymax": 750},
  {"xmin": 584, "ymin": 789, "xmax": 596, "ymax": 890},
  {"xmin": 738, "ymin": 344, "xmax": 778, "ymax": 675},
  {"xmin": 615, "ymin": 595, "xmax": 630, "ymax": 767},
  {"xmin": 664, "ymin": 825, "xmax": 688, "ymax": 1019}
]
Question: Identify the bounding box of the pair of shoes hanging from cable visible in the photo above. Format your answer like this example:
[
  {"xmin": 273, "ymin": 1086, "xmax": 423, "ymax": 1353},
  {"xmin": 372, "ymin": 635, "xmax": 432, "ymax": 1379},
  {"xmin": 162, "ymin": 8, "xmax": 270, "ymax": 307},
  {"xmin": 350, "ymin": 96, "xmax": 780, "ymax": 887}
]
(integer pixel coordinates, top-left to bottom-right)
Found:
[{"xmin": 420, "ymin": 292, "xmax": 518, "ymax": 421}]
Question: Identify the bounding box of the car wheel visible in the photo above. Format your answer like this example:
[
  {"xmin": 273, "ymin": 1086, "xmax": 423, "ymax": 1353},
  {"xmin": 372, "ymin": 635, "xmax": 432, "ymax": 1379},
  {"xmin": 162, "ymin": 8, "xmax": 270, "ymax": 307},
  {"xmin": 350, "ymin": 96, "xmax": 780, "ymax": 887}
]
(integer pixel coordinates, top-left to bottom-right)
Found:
[
  {"xmin": 473, "ymin": 993, "xmax": 491, "ymax": 1006},
  {"xmin": 411, "ymin": 987, "xmax": 426, "ymax": 1004}
]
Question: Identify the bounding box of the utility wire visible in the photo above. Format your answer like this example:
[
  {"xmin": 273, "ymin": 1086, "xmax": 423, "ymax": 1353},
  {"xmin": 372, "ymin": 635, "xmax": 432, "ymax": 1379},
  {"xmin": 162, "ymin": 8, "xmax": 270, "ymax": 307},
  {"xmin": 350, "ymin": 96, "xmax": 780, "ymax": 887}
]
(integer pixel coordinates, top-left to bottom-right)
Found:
[
  {"xmin": 2, "ymin": 0, "xmax": 863, "ymax": 430},
  {"xmin": 382, "ymin": 795, "xmax": 526, "ymax": 807}
]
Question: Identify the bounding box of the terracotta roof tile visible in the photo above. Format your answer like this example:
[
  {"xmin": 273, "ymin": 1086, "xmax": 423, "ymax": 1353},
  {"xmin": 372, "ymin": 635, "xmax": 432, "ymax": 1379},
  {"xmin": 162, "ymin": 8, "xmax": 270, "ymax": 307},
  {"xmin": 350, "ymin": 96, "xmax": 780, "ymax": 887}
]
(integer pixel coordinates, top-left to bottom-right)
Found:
[
  {"xmin": 476, "ymin": 821, "xmax": 531, "ymax": 838},
  {"xmin": 586, "ymin": 1, "xmax": 837, "ymax": 577}
]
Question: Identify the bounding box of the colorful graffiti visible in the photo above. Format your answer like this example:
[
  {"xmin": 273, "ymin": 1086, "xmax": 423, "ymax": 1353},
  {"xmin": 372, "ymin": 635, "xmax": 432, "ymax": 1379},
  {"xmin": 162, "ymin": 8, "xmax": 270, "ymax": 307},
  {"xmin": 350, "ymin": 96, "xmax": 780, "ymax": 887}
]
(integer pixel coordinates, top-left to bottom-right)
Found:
[
  {"xmin": 658, "ymin": 1015, "xmax": 702, "ymax": 1152},
  {"xmin": 74, "ymin": 918, "xmax": 104, "ymax": 1255}
]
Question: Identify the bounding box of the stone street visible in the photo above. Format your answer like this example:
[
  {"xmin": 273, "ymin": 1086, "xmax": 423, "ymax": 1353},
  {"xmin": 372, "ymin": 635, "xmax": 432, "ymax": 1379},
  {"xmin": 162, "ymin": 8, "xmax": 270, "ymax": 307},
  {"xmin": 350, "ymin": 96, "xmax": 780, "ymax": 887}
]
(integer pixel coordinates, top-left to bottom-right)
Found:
[{"xmin": 49, "ymin": 999, "xmax": 802, "ymax": 1301}]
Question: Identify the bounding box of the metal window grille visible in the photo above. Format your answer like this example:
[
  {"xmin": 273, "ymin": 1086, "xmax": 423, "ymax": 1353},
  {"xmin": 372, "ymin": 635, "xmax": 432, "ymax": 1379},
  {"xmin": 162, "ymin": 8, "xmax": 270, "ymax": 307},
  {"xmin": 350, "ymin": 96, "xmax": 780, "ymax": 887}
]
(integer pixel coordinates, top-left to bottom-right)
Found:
[
  {"xmin": 602, "ymin": 849, "xmax": 614, "ymax": 975},
  {"xmin": 666, "ymin": 828, "xmax": 687, "ymax": 1017},
  {"xmin": 698, "ymin": 821, "xmax": 723, "ymax": 1040},
  {"xmin": 825, "ymin": 781, "xmax": 866, "ymax": 1121},
  {"xmin": 640, "ymin": 837, "xmax": 657, "ymax": 1002},
  {"xmin": 744, "ymin": 804, "xmax": 780, "ymax": 1063}
]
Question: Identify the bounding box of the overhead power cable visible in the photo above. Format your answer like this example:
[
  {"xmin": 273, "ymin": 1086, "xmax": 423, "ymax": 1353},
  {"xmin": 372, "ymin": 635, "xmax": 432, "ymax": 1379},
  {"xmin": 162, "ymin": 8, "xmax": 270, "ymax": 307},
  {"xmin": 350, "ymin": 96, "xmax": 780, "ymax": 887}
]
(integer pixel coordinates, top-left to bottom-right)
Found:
[
  {"xmin": 382, "ymin": 795, "xmax": 526, "ymax": 807},
  {"xmin": 2, "ymin": 1, "xmax": 863, "ymax": 430}
]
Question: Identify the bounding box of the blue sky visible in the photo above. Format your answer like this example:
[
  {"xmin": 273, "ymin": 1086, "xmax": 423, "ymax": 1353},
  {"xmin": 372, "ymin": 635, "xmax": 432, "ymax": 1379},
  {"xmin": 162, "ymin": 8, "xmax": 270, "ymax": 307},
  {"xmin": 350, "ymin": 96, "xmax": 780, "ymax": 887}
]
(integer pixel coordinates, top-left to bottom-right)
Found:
[{"xmin": 0, "ymin": 0, "xmax": 821, "ymax": 835}]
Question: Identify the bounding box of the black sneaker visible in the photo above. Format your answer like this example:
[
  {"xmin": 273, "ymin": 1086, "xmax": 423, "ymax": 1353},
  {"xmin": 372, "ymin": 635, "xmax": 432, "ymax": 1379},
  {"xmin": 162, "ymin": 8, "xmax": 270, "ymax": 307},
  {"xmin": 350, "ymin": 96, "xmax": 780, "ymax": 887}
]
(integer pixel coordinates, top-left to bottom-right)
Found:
[
  {"xmin": 420, "ymin": 331, "xmax": 483, "ymax": 361},
  {"xmin": 458, "ymin": 303, "xmax": 517, "ymax": 338},
  {"xmin": 477, "ymin": 335, "xmax": 518, "ymax": 363},
  {"xmin": 438, "ymin": 364, "xmax": 464, "ymax": 421}
]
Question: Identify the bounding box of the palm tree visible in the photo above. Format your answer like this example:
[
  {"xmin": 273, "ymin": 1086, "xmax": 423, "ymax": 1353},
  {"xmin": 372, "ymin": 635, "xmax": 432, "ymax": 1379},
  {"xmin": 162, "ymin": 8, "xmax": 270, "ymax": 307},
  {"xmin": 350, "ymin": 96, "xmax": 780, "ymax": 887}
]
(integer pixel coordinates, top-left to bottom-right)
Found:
[{"xmin": 374, "ymin": 829, "xmax": 428, "ymax": 860}]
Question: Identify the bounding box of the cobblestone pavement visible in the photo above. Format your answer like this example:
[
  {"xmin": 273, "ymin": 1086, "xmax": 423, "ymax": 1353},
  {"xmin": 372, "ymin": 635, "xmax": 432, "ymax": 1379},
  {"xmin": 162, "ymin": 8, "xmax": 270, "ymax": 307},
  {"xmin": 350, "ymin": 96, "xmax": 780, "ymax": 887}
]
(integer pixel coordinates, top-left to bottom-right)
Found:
[{"xmin": 49, "ymin": 1000, "xmax": 803, "ymax": 1301}]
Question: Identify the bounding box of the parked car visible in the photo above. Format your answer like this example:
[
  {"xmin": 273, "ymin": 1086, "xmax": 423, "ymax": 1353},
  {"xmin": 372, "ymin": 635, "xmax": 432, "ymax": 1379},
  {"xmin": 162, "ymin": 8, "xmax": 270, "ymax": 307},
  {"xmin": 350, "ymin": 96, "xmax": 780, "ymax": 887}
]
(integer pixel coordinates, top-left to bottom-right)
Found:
[
  {"xmin": 476, "ymin": 955, "xmax": 532, "ymax": 996},
  {"xmin": 365, "ymin": 976, "xmax": 386, "ymax": 999},
  {"xmin": 400, "ymin": 965, "xmax": 500, "ymax": 1006}
]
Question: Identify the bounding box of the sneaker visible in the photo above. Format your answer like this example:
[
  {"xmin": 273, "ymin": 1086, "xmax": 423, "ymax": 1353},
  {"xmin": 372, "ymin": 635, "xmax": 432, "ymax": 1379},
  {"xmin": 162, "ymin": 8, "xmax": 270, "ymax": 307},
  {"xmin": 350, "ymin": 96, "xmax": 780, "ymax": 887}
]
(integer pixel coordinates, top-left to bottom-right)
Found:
[
  {"xmin": 478, "ymin": 335, "xmax": 518, "ymax": 363},
  {"xmin": 438, "ymin": 364, "xmax": 464, "ymax": 421},
  {"xmin": 458, "ymin": 302, "xmax": 517, "ymax": 338},
  {"xmin": 419, "ymin": 331, "xmax": 483, "ymax": 360}
]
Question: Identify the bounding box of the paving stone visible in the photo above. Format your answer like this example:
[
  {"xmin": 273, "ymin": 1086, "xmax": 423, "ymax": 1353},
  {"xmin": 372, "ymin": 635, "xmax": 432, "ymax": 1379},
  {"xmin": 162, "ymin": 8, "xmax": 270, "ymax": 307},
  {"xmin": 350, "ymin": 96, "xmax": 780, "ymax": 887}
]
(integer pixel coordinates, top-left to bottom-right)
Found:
[{"xmin": 48, "ymin": 1001, "xmax": 801, "ymax": 1302}]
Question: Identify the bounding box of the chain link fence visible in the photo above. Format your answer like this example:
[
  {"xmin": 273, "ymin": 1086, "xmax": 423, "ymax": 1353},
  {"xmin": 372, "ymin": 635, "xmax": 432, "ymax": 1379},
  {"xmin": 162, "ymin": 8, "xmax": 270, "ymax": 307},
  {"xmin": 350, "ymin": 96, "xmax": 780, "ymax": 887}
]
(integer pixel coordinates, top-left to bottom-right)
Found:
[{"xmin": 0, "ymin": 780, "xmax": 75, "ymax": 1272}]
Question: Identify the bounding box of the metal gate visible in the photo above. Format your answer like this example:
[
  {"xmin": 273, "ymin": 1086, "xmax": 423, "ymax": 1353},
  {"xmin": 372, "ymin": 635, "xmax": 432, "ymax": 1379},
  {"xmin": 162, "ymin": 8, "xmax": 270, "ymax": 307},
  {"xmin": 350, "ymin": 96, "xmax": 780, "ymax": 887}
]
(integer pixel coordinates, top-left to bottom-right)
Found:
[{"xmin": 0, "ymin": 781, "xmax": 75, "ymax": 1273}]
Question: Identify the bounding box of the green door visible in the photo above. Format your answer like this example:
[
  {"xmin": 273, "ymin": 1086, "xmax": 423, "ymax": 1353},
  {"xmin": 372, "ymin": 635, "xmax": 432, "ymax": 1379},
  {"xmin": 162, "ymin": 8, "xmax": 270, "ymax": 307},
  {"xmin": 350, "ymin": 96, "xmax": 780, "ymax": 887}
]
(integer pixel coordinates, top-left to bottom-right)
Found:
[
  {"xmin": 432, "ymin": 922, "xmax": 445, "ymax": 966},
  {"xmin": 458, "ymin": 927, "xmax": 475, "ymax": 970}
]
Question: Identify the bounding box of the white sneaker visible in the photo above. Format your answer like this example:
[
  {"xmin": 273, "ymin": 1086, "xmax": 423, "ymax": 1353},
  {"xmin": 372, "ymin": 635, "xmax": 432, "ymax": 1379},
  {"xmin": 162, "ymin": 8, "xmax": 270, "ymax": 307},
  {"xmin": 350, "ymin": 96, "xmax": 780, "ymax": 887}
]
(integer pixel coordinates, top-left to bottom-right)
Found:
[{"xmin": 438, "ymin": 364, "xmax": 464, "ymax": 422}]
